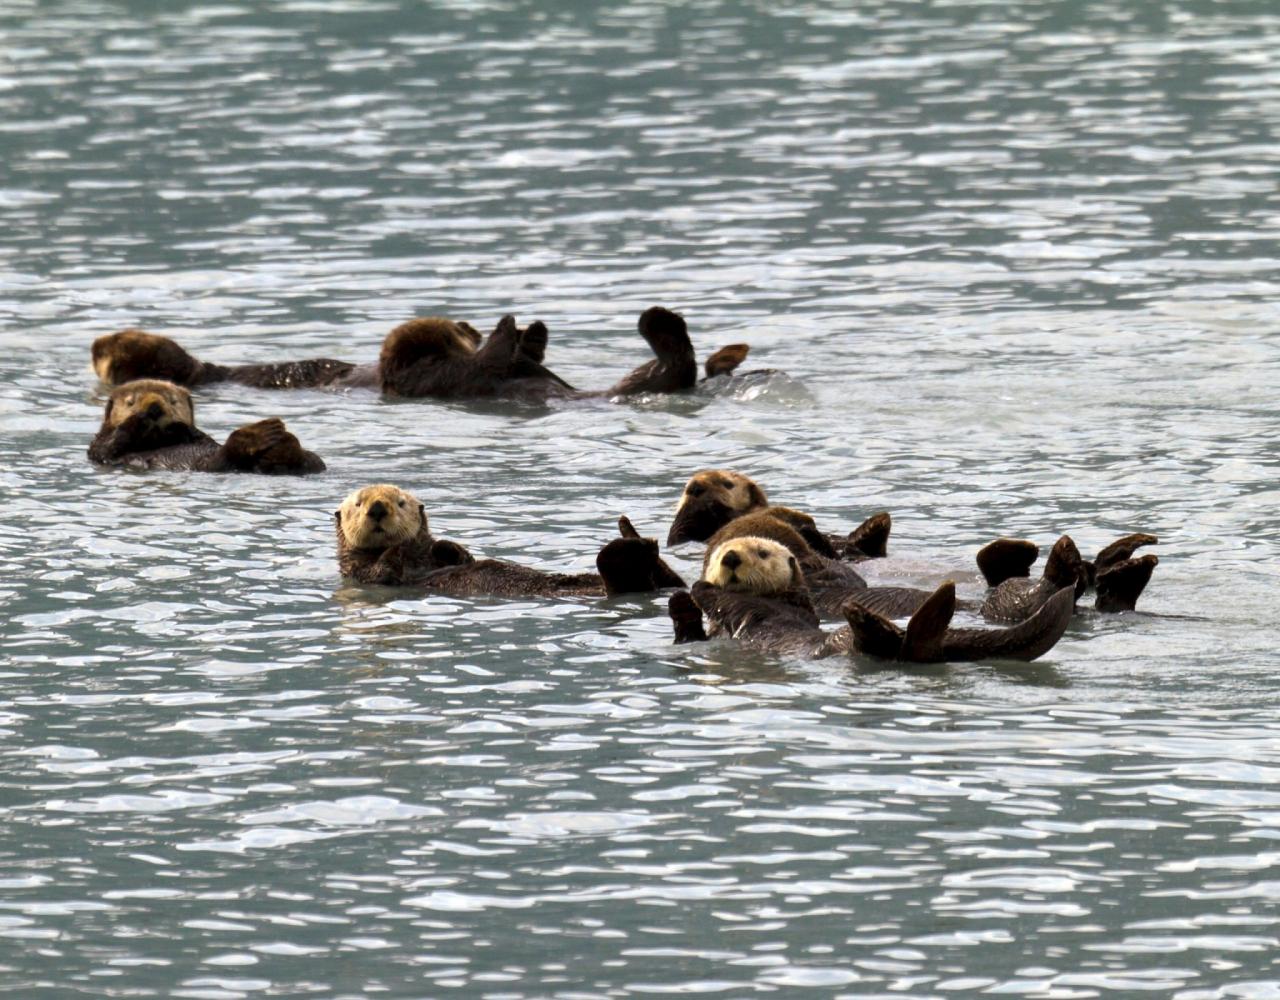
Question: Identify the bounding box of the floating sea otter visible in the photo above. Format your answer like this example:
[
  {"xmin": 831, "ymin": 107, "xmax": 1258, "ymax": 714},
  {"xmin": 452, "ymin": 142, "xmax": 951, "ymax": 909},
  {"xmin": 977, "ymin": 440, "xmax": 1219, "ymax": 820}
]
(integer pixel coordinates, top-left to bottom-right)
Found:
[
  {"xmin": 976, "ymin": 533, "xmax": 1159, "ymax": 619},
  {"xmin": 88, "ymin": 379, "xmax": 324, "ymax": 474},
  {"xmin": 666, "ymin": 469, "xmax": 890, "ymax": 561},
  {"xmin": 668, "ymin": 537, "xmax": 1075, "ymax": 663},
  {"xmin": 92, "ymin": 307, "xmax": 750, "ymax": 401},
  {"xmin": 335, "ymin": 484, "xmax": 685, "ymax": 598}
]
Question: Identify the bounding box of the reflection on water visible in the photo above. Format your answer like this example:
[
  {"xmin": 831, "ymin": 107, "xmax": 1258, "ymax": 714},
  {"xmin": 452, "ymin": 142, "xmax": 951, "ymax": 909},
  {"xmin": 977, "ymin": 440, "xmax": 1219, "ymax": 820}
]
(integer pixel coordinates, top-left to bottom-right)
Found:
[{"xmin": 2, "ymin": 0, "xmax": 1279, "ymax": 996}]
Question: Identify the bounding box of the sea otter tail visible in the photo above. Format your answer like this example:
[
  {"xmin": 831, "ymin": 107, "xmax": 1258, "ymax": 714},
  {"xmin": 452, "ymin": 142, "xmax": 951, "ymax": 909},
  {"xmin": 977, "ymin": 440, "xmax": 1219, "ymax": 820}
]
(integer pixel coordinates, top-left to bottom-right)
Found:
[
  {"xmin": 1094, "ymin": 554, "xmax": 1158, "ymax": 613},
  {"xmin": 976, "ymin": 537, "xmax": 1040, "ymax": 587},
  {"xmin": 669, "ymin": 591, "xmax": 708, "ymax": 643}
]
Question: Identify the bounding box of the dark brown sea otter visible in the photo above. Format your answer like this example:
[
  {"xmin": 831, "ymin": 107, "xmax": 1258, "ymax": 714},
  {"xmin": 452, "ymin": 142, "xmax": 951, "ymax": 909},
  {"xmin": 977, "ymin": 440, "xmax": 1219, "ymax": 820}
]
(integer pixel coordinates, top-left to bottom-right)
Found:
[
  {"xmin": 88, "ymin": 379, "xmax": 324, "ymax": 474},
  {"xmin": 92, "ymin": 329, "xmax": 370, "ymax": 390},
  {"xmin": 335, "ymin": 484, "xmax": 685, "ymax": 598},
  {"xmin": 669, "ymin": 537, "xmax": 1075, "ymax": 664},
  {"xmin": 977, "ymin": 533, "xmax": 1159, "ymax": 620},
  {"xmin": 667, "ymin": 469, "xmax": 890, "ymax": 561},
  {"xmin": 94, "ymin": 306, "xmax": 752, "ymax": 401}
]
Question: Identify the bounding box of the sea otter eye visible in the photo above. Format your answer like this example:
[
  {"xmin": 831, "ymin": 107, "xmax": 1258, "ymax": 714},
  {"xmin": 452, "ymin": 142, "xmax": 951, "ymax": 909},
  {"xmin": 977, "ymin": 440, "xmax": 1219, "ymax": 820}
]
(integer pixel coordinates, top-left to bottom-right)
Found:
[
  {"xmin": 398, "ymin": 499, "xmax": 405, "ymax": 508},
  {"xmin": 757, "ymin": 548, "xmax": 769, "ymax": 559},
  {"xmin": 720, "ymin": 479, "xmax": 735, "ymax": 489}
]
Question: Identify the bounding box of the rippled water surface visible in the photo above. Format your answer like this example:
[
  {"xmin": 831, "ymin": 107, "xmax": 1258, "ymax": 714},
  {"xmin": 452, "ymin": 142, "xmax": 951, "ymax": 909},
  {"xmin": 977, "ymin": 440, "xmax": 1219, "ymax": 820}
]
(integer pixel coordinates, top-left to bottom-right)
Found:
[{"xmin": 2, "ymin": 1, "xmax": 1279, "ymax": 996}]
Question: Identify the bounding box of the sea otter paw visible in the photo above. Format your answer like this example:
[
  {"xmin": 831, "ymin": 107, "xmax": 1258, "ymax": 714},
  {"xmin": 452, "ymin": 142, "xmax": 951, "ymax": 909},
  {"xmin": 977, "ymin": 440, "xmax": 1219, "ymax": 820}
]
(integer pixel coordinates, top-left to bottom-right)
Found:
[
  {"xmin": 428, "ymin": 538, "xmax": 475, "ymax": 567},
  {"xmin": 223, "ymin": 418, "xmax": 291, "ymax": 461},
  {"xmin": 669, "ymin": 591, "xmax": 708, "ymax": 643}
]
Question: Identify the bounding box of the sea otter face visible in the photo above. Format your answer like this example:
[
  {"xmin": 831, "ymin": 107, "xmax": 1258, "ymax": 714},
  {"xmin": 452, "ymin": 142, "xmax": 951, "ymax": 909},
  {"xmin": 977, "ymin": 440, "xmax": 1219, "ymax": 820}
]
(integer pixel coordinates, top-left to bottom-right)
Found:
[
  {"xmin": 104, "ymin": 378, "xmax": 196, "ymax": 431},
  {"xmin": 667, "ymin": 469, "xmax": 768, "ymax": 545},
  {"xmin": 703, "ymin": 536, "xmax": 802, "ymax": 595},
  {"xmin": 336, "ymin": 484, "xmax": 427, "ymax": 551},
  {"xmin": 92, "ymin": 329, "xmax": 201, "ymax": 386}
]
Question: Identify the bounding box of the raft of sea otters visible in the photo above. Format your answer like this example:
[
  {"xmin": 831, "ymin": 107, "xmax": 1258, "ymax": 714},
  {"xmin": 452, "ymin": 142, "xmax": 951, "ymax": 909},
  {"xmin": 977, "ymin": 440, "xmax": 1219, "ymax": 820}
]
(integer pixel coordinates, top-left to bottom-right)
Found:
[{"xmin": 88, "ymin": 307, "xmax": 1160, "ymax": 665}]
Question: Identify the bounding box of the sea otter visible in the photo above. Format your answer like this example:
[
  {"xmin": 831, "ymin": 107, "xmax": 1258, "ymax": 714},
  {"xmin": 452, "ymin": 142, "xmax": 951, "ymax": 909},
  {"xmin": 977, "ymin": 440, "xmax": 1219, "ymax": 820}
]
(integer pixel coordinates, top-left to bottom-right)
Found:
[
  {"xmin": 93, "ymin": 307, "xmax": 751, "ymax": 402},
  {"xmin": 87, "ymin": 379, "xmax": 325, "ymax": 474},
  {"xmin": 92, "ymin": 328, "xmax": 370, "ymax": 390},
  {"xmin": 669, "ymin": 537, "xmax": 1074, "ymax": 664},
  {"xmin": 666, "ymin": 469, "xmax": 891, "ymax": 560},
  {"xmin": 335, "ymin": 484, "xmax": 685, "ymax": 598},
  {"xmin": 979, "ymin": 533, "xmax": 1159, "ymax": 620}
]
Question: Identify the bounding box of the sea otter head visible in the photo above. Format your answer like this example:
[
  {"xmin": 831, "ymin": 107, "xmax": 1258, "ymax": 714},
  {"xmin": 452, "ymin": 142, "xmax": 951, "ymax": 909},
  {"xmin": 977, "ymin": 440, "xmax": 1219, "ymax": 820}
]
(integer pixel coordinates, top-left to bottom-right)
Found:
[
  {"xmin": 92, "ymin": 329, "xmax": 203, "ymax": 387},
  {"xmin": 101, "ymin": 377, "xmax": 196, "ymax": 437},
  {"xmin": 667, "ymin": 469, "xmax": 769, "ymax": 545},
  {"xmin": 336, "ymin": 484, "xmax": 428, "ymax": 552},
  {"xmin": 703, "ymin": 536, "xmax": 803, "ymax": 595},
  {"xmin": 379, "ymin": 317, "xmax": 479, "ymax": 376}
]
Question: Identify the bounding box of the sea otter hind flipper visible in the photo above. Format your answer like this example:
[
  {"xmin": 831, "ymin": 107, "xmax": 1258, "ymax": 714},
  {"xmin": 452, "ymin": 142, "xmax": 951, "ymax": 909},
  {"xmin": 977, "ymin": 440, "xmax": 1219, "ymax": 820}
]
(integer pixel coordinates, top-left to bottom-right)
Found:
[
  {"xmin": 900, "ymin": 581, "xmax": 957, "ymax": 662},
  {"xmin": 704, "ymin": 343, "xmax": 749, "ymax": 379},
  {"xmin": 1094, "ymin": 533, "xmax": 1158, "ymax": 575},
  {"xmin": 943, "ymin": 585, "xmax": 1075, "ymax": 662},
  {"xmin": 596, "ymin": 534, "xmax": 686, "ymax": 595},
  {"xmin": 840, "ymin": 511, "xmax": 892, "ymax": 560},
  {"xmin": 976, "ymin": 537, "xmax": 1040, "ymax": 587},
  {"xmin": 842, "ymin": 600, "xmax": 906, "ymax": 660},
  {"xmin": 1094, "ymin": 554, "xmax": 1158, "ymax": 613},
  {"xmin": 637, "ymin": 306, "xmax": 694, "ymax": 363}
]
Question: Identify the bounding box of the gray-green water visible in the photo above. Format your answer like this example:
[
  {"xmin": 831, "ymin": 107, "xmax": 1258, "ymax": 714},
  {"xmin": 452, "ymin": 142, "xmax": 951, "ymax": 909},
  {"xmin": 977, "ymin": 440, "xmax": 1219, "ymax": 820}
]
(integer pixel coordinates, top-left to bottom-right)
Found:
[{"xmin": 2, "ymin": 1, "xmax": 1279, "ymax": 996}]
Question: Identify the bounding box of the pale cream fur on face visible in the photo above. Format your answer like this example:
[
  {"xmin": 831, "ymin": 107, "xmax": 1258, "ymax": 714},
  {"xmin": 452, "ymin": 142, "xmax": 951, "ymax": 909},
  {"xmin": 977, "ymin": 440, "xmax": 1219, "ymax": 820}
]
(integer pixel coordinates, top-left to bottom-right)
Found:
[
  {"xmin": 703, "ymin": 536, "xmax": 802, "ymax": 594},
  {"xmin": 337, "ymin": 484, "xmax": 426, "ymax": 550},
  {"xmin": 105, "ymin": 379, "xmax": 194, "ymax": 430},
  {"xmin": 676, "ymin": 469, "xmax": 767, "ymax": 517}
]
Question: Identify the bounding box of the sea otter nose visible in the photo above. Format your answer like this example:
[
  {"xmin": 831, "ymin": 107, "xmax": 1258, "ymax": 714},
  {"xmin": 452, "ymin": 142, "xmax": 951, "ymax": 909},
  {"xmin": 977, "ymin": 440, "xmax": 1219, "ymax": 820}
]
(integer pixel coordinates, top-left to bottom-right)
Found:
[
  {"xmin": 144, "ymin": 401, "xmax": 165, "ymax": 421},
  {"xmin": 721, "ymin": 550, "xmax": 742, "ymax": 571},
  {"xmin": 367, "ymin": 500, "xmax": 389, "ymax": 522}
]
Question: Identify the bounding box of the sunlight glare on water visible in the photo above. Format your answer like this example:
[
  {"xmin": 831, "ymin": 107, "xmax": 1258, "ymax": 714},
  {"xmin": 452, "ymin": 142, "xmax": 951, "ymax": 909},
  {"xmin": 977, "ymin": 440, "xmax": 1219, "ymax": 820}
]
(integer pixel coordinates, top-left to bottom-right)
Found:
[{"xmin": 1, "ymin": 0, "xmax": 1278, "ymax": 996}]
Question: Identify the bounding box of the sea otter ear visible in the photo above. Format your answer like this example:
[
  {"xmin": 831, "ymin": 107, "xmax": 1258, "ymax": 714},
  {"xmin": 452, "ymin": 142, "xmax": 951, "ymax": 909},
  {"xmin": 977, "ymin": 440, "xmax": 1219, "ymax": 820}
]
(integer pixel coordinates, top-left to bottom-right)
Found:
[{"xmin": 333, "ymin": 510, "xmax": 341, "ymax": 522}]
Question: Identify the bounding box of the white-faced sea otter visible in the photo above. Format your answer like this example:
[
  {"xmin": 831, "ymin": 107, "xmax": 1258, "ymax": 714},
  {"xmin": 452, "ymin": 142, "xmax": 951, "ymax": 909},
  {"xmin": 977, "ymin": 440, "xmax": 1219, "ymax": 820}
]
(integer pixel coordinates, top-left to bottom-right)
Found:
[
  {"xmin": 669, "ymin": 537, "xmax": 1075, "ymax": 664},
  {"xmin": 335, "ymin": 484, "xmax": 685, "ymax": 597},
  {"xmin": 88, "ymin": 379, "xmax": 324, "ymax": 474}
]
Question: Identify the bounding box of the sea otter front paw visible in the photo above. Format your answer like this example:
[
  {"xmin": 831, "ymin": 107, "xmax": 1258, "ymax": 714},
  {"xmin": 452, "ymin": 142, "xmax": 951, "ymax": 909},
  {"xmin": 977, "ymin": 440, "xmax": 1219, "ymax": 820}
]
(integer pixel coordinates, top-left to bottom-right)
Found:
[
  {"xmin": 428, "ymin": 539, "xmax": 475, "ymax": 567},
  {"xmin": 221, "ymin": 418, "xmax": 325, "ymax": 474},
  {"xmin": 669, "ymin": 591, "xmax": 708, "ymax": 643}
]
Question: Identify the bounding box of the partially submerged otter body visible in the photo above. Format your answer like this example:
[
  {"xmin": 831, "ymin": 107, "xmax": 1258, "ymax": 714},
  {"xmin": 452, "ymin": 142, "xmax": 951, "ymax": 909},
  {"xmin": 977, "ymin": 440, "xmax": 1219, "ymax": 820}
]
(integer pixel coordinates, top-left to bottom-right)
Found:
[
  {"xmin": 87, "ymin": 379, "xmax": 324, "ymax": 474},
  {"xmin": 335, "ymin": 485, "xmax": 685, "ymax": 599},
  {"xmin": 979, "ymin": 533, "xmax": 1159, "ymax": 621},
  {"xmin": 672, "ymin": 537, "xmax": 1074, "ymax": 665}
]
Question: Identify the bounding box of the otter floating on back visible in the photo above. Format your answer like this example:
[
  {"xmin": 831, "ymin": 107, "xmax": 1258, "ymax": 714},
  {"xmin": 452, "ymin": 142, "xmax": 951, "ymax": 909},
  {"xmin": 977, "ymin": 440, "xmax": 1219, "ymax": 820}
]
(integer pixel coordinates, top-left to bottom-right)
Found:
[
  {"xmin": 92, "ymin": 307, "xmax": 755, "ymax": 402},
  {"xmin": 88, "ymin": 379, "xmax": 324, "ymax": 474},
  {"xmin": 335, "ymin": 484, "xmax": 685, "ymax": 598},
  {"xmin": 670, "ymin": 537, "xmax": 1075, "ymax": 664}
]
